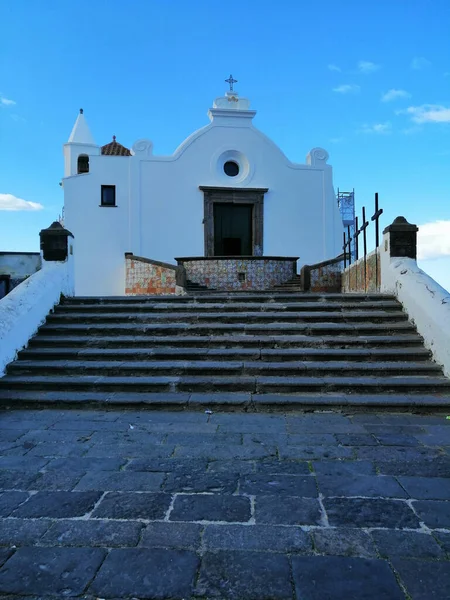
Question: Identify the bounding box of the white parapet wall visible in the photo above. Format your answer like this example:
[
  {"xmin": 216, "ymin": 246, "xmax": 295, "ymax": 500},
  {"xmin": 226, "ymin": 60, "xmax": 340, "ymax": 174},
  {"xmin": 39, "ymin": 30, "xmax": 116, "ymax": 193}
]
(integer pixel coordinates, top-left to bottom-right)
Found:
[
  {"xmin": 381, "ymin": 253, "xmax": 450, "ymax": 377},
  {"xmin": 0, "ymin": 259, "xmax": 74, "ymax": 376}
]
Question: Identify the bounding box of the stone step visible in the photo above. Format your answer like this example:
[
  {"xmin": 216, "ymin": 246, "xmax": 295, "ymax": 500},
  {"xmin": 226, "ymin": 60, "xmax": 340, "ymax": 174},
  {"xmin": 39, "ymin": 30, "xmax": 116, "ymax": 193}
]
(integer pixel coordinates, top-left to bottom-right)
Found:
[
  {"xmin": 46, "ymin": 309, "xmax": 407, "ymax": 324},
  {"xmin": 54, "ymin": 300, "xmax": 402, "ymax": 313},
  {"xmin": 8, "ymin": 359, "xmax": 441, "ymax": 377},
  {"xmin": 0, "ymin": 390, "xmax": 449, "ymax": 409},
  {"xmin": 27, "ymin": 333, "xmax": 425, "ymax": 349},
  {"xmin": 38, "ymin": 321, "xmax": 415, "ymax": 336},
  {"xmin": 18, "ymin": 346, "xmax": 431, "ymax": 362},
  {"xmin": 0, "ymin": 374, "xmax": 449, "ymax": 394},
  {"xmin": 62, "ymin": 292, "xmax": 396, "ymax": 305}
]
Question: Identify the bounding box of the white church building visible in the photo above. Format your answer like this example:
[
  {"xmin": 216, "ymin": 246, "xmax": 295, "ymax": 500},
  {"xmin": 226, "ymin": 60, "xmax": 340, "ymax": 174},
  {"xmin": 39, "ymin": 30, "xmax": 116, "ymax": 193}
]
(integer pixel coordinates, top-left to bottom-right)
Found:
[{"xmin": 63, "ymin": 79, "xmax": 345, "ymax": 296}]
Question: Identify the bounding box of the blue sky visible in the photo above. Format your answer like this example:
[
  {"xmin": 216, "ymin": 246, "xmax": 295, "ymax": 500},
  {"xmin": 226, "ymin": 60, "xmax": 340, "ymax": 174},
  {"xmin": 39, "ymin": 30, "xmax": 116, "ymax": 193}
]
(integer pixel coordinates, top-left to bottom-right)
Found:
[{"xmin": 1, "ymin": 0, "xmax": 449, "ymax": 289}]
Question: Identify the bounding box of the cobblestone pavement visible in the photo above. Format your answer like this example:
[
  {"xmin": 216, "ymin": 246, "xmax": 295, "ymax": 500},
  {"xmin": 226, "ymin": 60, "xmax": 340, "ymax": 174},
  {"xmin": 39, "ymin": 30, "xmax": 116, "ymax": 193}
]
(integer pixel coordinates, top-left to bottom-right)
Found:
[{"xmin": 0, "ymin": 408, "xmax": 449, "ymax": 599}]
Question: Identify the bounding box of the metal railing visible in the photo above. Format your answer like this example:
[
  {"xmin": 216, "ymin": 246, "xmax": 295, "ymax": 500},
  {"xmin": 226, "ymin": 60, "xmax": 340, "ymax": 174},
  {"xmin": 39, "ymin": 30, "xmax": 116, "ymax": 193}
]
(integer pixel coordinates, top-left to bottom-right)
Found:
[{"xmin": 343, "ymin": 193, "xmax": 384, "ymax": 290}]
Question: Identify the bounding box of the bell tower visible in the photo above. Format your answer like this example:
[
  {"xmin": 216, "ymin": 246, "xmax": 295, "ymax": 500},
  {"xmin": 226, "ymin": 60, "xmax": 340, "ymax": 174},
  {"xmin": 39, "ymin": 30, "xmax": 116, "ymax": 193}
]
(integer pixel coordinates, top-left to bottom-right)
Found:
[{"xmin": 63, "ymin": 109, "xmax": 100, "ymax": 177}]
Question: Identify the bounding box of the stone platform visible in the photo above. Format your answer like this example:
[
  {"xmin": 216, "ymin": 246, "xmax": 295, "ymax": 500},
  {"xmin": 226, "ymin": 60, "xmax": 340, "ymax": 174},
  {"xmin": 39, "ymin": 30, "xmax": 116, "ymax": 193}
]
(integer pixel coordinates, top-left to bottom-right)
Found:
[{"xmin": 0, "ymin": 407, "xmax": 449, "ymax": 599}]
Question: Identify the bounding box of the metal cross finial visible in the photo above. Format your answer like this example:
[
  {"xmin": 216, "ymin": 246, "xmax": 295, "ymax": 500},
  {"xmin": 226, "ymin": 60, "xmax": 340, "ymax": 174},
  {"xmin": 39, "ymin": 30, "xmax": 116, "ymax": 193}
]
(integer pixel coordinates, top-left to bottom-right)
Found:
[{"xmin": 225, "ymin": 74, "xmax": 238, "ymax": 91}]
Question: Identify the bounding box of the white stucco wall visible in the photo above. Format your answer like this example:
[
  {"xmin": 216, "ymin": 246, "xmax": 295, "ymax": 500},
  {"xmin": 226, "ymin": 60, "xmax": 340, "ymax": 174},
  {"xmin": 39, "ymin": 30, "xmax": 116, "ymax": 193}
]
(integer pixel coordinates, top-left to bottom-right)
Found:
[
  {"xmin": 0, "ymin": 253, "xmax": 41, "ymax": 279},
  {"xmin": 380, "ymin": 237, "xmax": 450, "ymax": 377},
  {"xmin": 0, "ymin": 257, "xmax": 74, "ymax": 376},
  {"xmin": 63, "ymin": 94, "xmax": 344, "ymax": 296}
]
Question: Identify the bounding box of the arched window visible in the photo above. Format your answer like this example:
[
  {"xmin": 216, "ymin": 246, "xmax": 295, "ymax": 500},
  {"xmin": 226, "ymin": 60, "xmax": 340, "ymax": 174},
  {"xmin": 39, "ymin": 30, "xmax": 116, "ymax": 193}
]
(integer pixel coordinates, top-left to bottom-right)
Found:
[{"xmin": 77, "ymin": 154, "xmax": 89, "ymax": 174}]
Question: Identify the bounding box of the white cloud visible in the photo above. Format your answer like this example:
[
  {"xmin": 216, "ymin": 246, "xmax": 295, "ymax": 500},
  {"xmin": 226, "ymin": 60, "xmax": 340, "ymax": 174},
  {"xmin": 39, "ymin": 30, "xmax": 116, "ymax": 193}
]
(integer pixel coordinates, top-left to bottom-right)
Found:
[
  {"xmin": 411, "ymin": 57, "xmax": 431, "ymax": 70},
  {"xmin": 403, "ymin": 104, "xmax": 450, "ymax": 123},
  {"xmin": 330, "ymin": 137, "xmax": 344, "ymax": 144},
  {"xmin": 381, "ymin": 89, "xmax": 411, "ymax": 102},
  {"xmin": 401, "ymin": 126, "xmax": 422, "ymax": 135},
  {"xmin": 357, "ymin": 61, "xmax": 380, "ymax": 74},
  {"xmin": 360, "ymin": 122, "xmax": 392, "ymax": 134},
  {"xmin": 332, "ymin": 84, "xmax": 360, "ymax": 94},
  {"xmin": 0, "ymin": 95, "xmax": 16, "ymax": 107},
  {"xmin": 0, "ymin": 193, "xmax": 44, "ymax": 211},
  {"xmin": 328, "ymin": 64, "xmax": 341, "ymax": 72},
  {"xmin": 418, "ymin": 220, "xmax": 450, "ymax": 259}
]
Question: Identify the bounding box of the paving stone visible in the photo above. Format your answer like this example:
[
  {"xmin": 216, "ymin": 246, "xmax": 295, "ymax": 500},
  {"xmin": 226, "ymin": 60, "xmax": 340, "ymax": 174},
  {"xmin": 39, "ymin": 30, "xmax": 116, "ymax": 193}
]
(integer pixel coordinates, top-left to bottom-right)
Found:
[
  {"xmin": 240, "ymin": 473, "xmax": 317, "ymax": 496},
  {"xmin": 51, "ymin": 419, "xmax": 130, "ymax": 431},
  {"xmin": 88, "ymin": 430, "xmax": 165, "ymax": 445},
  {"xmin": 254, "ymin": 459, "xmax": 310, "ymax": 475},
  {"xmin": 12, "ymin": 491, "xmax": 101, "ymax": 518},
  {"xmin": 375, "ymin": 433, "xmax": 422, "ymax": 446},
  {"xmin": 287, "ymin": 433, "xmax": 337, "ymax": 445},
  {"xmin": 355, "ymin": 446, "xmax": 443, "ymax": 462},
  {"xmin": 115, "ymin": 410, "xmax": 209, "ymax": 424},
  {"xmin": 371, "ymin": 530, "xmax": 445, "ymax": 558},
  {"xmin": 363, "ymin": 424, "xmax": 426, "ymax": 435},
  {"xmin": 256, "ymin": 496, "xmax": 322, "ymax": 525},
  {"xmin": 397, "ymin": 476, "xmax": 450, "ymax": 499},
  {"xmin": 413, "ymin": 500, "xmax": 450, "ymax": 528},
  {"xmin": 0, "ymin": 470, "xmax": 38, "ymax": 491},
  {"xmin": 279, "ymin": 445, "xmax": 353, "ymax": 460},
  {"xmin": 164, "ymin": 471, "xmax": 238, "ymax": 493},
  {"xmin": 0, "ymin": 457, "xmax": 48, "ymax": 471},
  {"xmin": 0, "ymin": 547, "xmax": 106, "ymax": 596},
  {"xmin": 324, "ymin": 498, "xmax": 420, "ymax": 528},
  {"xmin": 335, "ymin": 434, "xmax": 378, "ymax": 446},
  {"xmin": 287, "ymin": 417, "xmax": 365, "ymax": 435},
  {"xmin": 292, "ymin": 556, "xmax": 404, "ymax": 600},
  {"xmin": 208, "ymin": 459, "xmax": 256, "ymax": 474},
  {"xmin": 31, "ymin": 468, "xmax": 86, "ymax": 491},
  {"xmin": 166, "ymin": 432, "xmax": 242, "ymax": 445},
  {"xmin": 0, "ymin": 548, "xmax": 13, "ymax": 568},
  {"xmin": 90, "ymin": 548, "xmax": 199, "ymax": 599},
  {"xmin": 375, "ymin": 454, "xmax": 450, "ymax": 475},
  {"xmin": 196, "ymin": 550, "xmax": 292, "ymax": 600},
  {"xmin": 92, "ymin": 492, "xmax": 171, "ymax": 520},
  {"xmin": 46, "ymin": 457, "xmax": 125, "ymax": 471},
  {"xmin": 19, "ymin": 429, "xmax": 95, "ymax": 444},
  {"xmin": 126, "ymin": 457, "xmax": 208, "ymax": 473},
  {"xmin": 0, "ymin": 518, "xmax": 51, "ymax": 546},
  {"xmin": 212, "ymin": 413, "xmax": 287, "ymax": 433},
  {"xmin": 174, "ymin": 443, "xmax": 277, "ymax": 459},
  {"xmin": 312, "ymin": 528, "xmax": 377, "ymax": 558},
  {"xmin": 140, "ymin": 522, "xmax": 201, "ymax": 550},
  {"xmin": 433, "ymin": 532, "xmax": 450, "ymax": 554},
  {"xmin": 391, "ymin": 558, "xmax": 450, "ymax": 600},
  {"xmin": 0, "ymin": 430, "xmax": 27, "ymax": 442},
  {"xmin": 204, "ymin": 524, "xmax": 312, "ymax": 553},
  {"xmin": 312, "ymin": 460, "xmax": 376, "ymax": 476},
  {"xmin": 0, "ymin": 492, "xmax": 29, "ymax": 517},
  {"xmin": 242, "ymin": 433, "xmax": 287, "ymax": 446},
  {"xmin": 26, "ymin": 442, "xmax": 87, "ymax": 457},
  {"xmin": 41, "ymin": 519, "xmax": 142, "ymax": 547},
  {"xmin": 171, "ymin": 494, "xmax": 251, "ymax": 522},
  {"xmin": 316, "ymin": 474, "xmax": 407, "ymax": 498},
  {"xmin": 417, "ymin": 432, "xmax": 450, "ymax": 446},
  {"xmin": 85, "ymin": 443, "xmax": 174, "ymax": 458},
  {"xmin": 75, "ymin": 471, "xmax": 164, "ymax": 492}
]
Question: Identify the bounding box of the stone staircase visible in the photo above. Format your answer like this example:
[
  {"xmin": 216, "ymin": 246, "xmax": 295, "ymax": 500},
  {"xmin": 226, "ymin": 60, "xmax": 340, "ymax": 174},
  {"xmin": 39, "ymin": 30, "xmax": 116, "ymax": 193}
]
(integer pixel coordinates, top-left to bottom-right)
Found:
[
  {"xmin": 1, "ymin": 291, "xmax": 450, "ymax": 409},
  {"xmin": 272, "ymin": 274, "xmax": 303, "ymax": 292}
]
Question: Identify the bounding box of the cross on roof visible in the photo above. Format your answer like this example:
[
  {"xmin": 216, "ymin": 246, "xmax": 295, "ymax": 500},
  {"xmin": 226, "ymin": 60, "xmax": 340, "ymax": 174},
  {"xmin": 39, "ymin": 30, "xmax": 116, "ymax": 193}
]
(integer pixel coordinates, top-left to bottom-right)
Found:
[{"xmin": 225, "ymin": 74, "xmax": 238, "ymax": 91}]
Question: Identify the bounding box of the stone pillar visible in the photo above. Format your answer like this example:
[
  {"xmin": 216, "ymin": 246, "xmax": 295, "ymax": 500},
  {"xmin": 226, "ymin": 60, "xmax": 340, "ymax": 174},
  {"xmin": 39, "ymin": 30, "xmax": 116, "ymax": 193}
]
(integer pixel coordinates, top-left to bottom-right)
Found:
[
  {"xmin": 380, "ymin": 216, "xmax": 418, "ymax": 292},
  {"xmin": 39, "ymin": 222, "xmax": 74, "ymax": 263}
]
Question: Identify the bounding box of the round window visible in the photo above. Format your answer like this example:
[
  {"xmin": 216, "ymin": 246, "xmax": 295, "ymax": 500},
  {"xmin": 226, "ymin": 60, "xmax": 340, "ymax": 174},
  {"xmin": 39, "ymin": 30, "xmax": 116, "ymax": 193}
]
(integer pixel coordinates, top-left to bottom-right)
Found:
[{"xmin": 224, "ymin": 161, "xmax": 239, "ymax": 177}]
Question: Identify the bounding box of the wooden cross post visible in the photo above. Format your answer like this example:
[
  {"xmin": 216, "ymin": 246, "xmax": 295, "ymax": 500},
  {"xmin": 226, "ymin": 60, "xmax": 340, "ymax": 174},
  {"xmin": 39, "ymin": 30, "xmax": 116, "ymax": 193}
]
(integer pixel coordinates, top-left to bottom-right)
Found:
[{"xmin": 371, "ymin": 193, "xmax": 383, "ymax": 290}]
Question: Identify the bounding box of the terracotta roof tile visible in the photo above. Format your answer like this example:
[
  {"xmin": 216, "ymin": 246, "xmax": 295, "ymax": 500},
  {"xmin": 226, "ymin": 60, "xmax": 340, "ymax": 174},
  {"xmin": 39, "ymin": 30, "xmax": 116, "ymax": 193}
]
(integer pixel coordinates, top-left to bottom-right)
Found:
[{"xmin": 101, "ymin": 136, "xmax": 131, "ymax": 156}]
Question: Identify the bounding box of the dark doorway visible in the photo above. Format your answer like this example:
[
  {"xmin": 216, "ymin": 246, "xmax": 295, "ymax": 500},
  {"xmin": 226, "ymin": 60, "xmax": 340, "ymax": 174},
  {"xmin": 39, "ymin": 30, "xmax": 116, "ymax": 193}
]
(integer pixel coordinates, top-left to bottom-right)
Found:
[{"xmin": 213, "ymin": 203, "xmax": 253, "ymax": 256}]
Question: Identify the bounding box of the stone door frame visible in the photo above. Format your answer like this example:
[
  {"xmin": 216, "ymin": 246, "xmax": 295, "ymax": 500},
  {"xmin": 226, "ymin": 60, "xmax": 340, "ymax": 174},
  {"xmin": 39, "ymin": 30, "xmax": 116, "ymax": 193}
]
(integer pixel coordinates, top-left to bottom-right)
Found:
[{"xmin": 200, "ymin": 186, "xmax": 268, "ymax": 257}]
